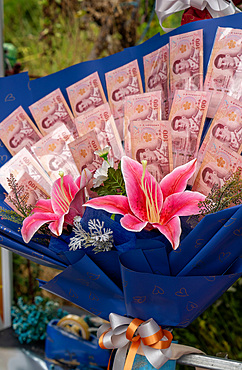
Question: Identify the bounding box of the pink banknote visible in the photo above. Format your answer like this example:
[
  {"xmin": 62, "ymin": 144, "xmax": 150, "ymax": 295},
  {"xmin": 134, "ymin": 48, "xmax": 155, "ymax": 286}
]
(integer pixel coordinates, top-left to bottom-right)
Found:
[
  {"xmin": 4, "ymin": 172, "xmax": 49, "ymax": 215},
  {"xmin": 31, "ymin": 124, "xmax": 80, "ymax": 182},
  {"xmin": 68, "ymin": 130, "xmax": 103, "ymax": 174},
  {"xmin": 170, "ymin": 29, "xmax": 203, "ymax": 99},
  {"xmin": 0, "ymin": 106, "xmax": 42, "ymax": 156},
  {"xmin": 169, "ymin": 90, "xmax": 211, "ymax": 169},
  {"xmin": 198, "ymin": 94, "xmax": 242, "ymax": 170},
  {"xmin": 193, "ymin": 139, "xmax": 242, "ymax": 196},
  {"xmin": 29, "ymin": 88, "xmax": 78, "ymax": 138},
  {"xmin": 143, "ymin": 44, "xmax": 170, "ymax": 119},
  {"xmin": 66, "ymin": 72, "xmax": 107, "ymax": 117},
  {"xmin": 0, "ymin": 147, "xmax": 53, "ymax": 194},
  {"xmin": 204, "ymin": 27, "xmax": 242, "ymax": 117},
  {"xmin": 74, "ymin": 102, "xmax": 123, "ymax": 164},
  {"xmin": 105, "ymin": 60, "xmax": 143, "ymax": 138},
  {"xmin": 124, "ymin": 91, "xmax": 162, "ymax": 156},
  {"xmin": 129, "ymin": 120, "xmax": 173, "ymax": 182}
]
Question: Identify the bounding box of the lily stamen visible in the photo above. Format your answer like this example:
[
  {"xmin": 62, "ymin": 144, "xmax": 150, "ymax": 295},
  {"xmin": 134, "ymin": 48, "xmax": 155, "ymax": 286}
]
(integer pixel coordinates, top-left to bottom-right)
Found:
[{"xmin": 141, "ymin": 160, "xmax": 160, "ymax": 223}]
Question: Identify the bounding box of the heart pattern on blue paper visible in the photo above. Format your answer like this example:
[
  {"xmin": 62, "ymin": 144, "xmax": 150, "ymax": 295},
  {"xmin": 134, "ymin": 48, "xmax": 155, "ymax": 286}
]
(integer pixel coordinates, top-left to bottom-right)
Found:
[
  {"xmin": 186, "ymin": 301, "xmax": 198, "ymax": 311},
  {"xmin": 133, "ymin": 296, "xmax": 146, "ymax": 304},
  {"xmin": 0, "ymin": 155, "xmax": 8, "ymax": 164},
  {"xmin": 233, "ymin": 227, "xmax": 242, "ymax": 236},
  {"xmin": 204, "ymin": 276, "xmax": 216, "ymax": 281},
  {"xmin": 152, "ymin": 286, "xmax": 164, "ymax": 295},
  {"xmin": 5, "ymin": 93, "xmax": 15, "ymax": 102},
  {"xmin": 87, "ymin": 272, "xmax": 100, "ymax": 280},
  {"xmin": 219, "ymin": 252, "xmax": 231, "ymax": 262},
  {"xmin": 69, "ymin": 289, "xmax": 78, "ymax": 299},
  {"xmin": 175, "ymin": 288, "xmax": 189, "ymax": 297},
  {"xmin": 89, "ymin": 293, "xmax": 99, "ymax": 301}
]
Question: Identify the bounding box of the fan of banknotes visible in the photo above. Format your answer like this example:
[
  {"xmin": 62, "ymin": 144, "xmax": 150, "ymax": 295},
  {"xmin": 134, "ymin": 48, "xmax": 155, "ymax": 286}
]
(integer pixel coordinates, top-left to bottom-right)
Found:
[{"xmin": 0, "ymin": 26, "xmax": 241, "ymax": 211}]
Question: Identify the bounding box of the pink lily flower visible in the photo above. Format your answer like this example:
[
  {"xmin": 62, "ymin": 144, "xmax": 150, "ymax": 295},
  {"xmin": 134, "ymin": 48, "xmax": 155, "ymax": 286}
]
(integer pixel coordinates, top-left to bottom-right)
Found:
[
  {"xmin": 21, "ymin": 170, "xmax": 92, "ymax": 243},
  {"xmin": 84, "ymin": 156, "xmax": 206, "ymax": 250}
]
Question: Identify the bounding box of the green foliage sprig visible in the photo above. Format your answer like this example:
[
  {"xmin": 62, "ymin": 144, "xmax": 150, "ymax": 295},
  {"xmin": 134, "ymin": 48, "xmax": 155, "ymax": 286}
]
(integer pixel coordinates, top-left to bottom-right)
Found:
[
  {"xmin": 198, "ymin": 169, "xmax": 242, "ymax": 216},
  {"xmin": 6, "ymin": 173, "xmax": 34, "ymax": 218},
  {"xmin": 92, "ymin": 162, "xmax": 126, "ymax": 196}
]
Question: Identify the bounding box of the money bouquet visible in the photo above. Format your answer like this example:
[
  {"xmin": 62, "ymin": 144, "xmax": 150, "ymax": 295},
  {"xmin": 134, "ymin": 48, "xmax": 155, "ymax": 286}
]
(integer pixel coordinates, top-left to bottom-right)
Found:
[{"xmin": 0, "ymin": 11, "xmax": 242, "ymax": 370}]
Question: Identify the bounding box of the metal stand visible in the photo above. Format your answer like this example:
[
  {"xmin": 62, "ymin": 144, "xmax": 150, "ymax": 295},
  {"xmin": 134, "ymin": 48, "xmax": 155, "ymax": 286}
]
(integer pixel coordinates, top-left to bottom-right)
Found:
[{"xmin": 177, "ymin": 354, "xmax": 242, "ymax": 369}]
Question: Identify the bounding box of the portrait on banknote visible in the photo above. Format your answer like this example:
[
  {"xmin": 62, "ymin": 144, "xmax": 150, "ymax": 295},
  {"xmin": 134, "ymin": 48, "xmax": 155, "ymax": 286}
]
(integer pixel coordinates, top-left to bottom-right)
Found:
[
  {"xmin": 0, "ymin": 107, "xmax": 42, "ymax": 156},
  {"xmin": 29, "ymin": 88, "xmax": 78, "ymax": 137},
  {"xmin": 169, "ymin": 29, "xmax": 203, "ymax": 98},
  {"xmin": 197, "ymin": 94, "xmax": 242, "ymax": 174},
  {"xmin": 66, "ymin": 72, "xmax": 107, "ymax": 117},
  {"xmin": 204, "ymin": 27, "xmax": 242, "ymax": 117},
  {"xmin": 169, "ymin": 90, "xmax": 210, "ymax": 168},
  {"xmin": 31, "ymin": 124, "xmax": 79, "ymax": 181},
  {"xmin": 193, "ymin": 139, "xmax": 242, "ymax": 196},
  {"xmin": 105, "ymin": 60, "xmax": 143, "ymax": 137}
]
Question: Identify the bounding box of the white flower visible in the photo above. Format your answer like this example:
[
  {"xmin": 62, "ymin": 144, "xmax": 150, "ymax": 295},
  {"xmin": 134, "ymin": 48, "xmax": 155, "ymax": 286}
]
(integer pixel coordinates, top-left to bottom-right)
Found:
[
  {"xmin": 94, "ymin": 146, "xmax": 111, "ymax": 159},
  {"xmin": 92, "ymin": 159, "xmax": 114, "ymax": 188}
]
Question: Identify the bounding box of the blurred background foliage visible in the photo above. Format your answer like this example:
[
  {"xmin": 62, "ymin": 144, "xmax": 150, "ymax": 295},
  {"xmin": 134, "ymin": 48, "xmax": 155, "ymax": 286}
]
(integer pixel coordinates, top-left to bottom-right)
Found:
[
  {"xmin": 3, "ymin": 0, "xmax": 242, "ymax": 365},
  {"xmin": 4, "ymin": 0, "xmax": 182, "ymax": 76}
]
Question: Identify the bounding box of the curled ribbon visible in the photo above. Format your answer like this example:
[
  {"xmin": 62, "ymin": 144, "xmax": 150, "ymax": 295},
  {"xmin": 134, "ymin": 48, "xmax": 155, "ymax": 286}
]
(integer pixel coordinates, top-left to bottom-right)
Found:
[
  {"xmin": 155, "ymin": 0, "xmax": 241, "ymax": 32},
  {"xmin": 97, "ymin": 313, "xmax": 173, "ymax": 370}
]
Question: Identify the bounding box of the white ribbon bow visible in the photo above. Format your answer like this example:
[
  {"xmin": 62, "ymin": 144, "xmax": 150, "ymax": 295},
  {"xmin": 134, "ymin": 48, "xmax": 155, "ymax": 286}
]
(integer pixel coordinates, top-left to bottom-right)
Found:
[
  {"xmin": 97, "ymin": 313, "xmax": 172, "ymax": 370},
  {"xmin": 155, "ymin": 0, "xmax": 241, "ymax": 32}
]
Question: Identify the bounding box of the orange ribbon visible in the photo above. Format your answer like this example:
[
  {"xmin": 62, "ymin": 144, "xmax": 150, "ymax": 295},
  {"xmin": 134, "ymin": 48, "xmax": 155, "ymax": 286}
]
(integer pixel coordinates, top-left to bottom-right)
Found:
[{"xmin": 98, "ymin": 316, "xmax": 173, "ymax": 370}]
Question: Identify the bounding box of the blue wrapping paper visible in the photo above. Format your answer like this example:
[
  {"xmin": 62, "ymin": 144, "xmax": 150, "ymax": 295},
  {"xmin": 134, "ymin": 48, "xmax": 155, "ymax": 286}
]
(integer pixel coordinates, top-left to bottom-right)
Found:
[{"xmin": 39, "ymin": 205, "xmax": 242, "ymax": 327}]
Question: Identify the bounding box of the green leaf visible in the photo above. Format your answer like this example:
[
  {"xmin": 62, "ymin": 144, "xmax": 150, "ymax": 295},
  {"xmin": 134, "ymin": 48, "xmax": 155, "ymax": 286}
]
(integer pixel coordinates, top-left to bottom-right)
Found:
[{"xmin": 91, "ymin": 166, "xmax": 126, "ymax": 196}]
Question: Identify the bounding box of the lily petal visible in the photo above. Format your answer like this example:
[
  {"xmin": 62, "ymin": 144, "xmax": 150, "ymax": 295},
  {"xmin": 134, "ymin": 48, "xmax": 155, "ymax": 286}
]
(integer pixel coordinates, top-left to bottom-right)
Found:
[
  {"xmin": 75, "ymin": 168, "xmax": 92, "ymax": 188},
  {"xmin": 51, "ymin": 175, "xmax": 79, "ymax": 215},
  {"xmin": 159, "ymin": 159, "xmax": 197, "ymax": 200},
  {"xmin": 84, "ymin": 195, "xmax": 132, "ymax": 215},
  {"xmin": 48, "ymin": 215, "xmax": 65, "ymax": 236},
  {"xmin": 121, "ymin": 156, "xmax": 163, "ymax": 221},
  {"xmin": 65, "ymin": 188, "xmax": 86, "ymax": 225},
  {"xmin": 22, "ymin": 212, "xmax": 60, "ymax": 243},
  {"xmin": 153, "ymin": 216, "xmax": 181, "ymax": 250},
  {"xmin": 160, "ymin": 191, "xmax": 206, "ymax": 224},
  {"xmin": 121, "ymin": 214, "xmax": 148, "ymax": 232},
  {"xmin": 32, "ymin": 199, "xmax": 54, "ymax": 213}
]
